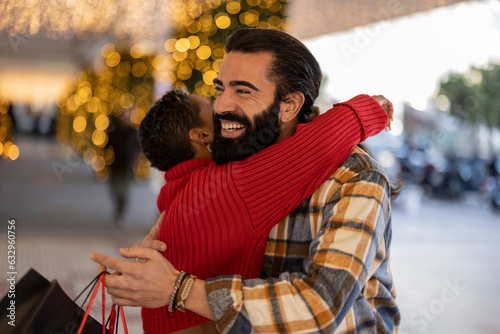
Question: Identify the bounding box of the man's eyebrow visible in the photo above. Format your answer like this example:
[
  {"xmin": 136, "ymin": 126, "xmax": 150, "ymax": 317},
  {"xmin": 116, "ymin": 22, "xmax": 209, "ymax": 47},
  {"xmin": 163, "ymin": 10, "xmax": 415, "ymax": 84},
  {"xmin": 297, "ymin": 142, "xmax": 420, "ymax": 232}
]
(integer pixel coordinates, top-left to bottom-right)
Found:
[
  {"xmin": 229, "ymin": 80, "xmax": 260, "ymax": 92},
  {"xmin": 212, "ymin": 78, "xmax": 261, "ymax": 93}
]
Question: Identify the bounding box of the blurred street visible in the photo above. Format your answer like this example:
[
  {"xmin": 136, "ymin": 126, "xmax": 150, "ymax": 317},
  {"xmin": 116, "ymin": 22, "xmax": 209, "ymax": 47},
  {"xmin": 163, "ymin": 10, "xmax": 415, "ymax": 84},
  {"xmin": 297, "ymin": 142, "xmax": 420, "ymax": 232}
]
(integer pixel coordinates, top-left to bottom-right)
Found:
[
  {"xmin": 1, "ymin": 135, "xmax": 500, "ymax": 333},
  {"xmin": 0, "ymin": 135, "xmax": 158, "ymax": 332}
]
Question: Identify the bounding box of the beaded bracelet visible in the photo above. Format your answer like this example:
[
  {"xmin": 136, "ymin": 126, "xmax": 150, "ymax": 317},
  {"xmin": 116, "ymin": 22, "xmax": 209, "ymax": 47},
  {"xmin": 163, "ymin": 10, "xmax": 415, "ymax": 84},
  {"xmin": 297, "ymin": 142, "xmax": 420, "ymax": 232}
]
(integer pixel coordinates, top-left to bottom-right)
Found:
[
  {"xmin": 167, "ymin": 271, "xmax": 187, "ymax": 313},
  {"xmin": 175, "ymin": 274, "xmax": 197, "ymax": 312}
]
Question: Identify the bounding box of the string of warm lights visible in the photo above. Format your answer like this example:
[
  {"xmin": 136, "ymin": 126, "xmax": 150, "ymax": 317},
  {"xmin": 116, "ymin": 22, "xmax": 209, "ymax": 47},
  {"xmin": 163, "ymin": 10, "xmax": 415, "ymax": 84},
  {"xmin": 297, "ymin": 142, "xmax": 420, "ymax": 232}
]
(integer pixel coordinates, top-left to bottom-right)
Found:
[
  {"xmin": 155, "ymin": 0, "xmax": 291, "ymax": 98},
  {"xmin": 57, "ymin": 43, "xmax": 154, "ymax": 182},
  {"xmin": 0, "ymin": 0, "xmax": 173, "ymax": 43}
]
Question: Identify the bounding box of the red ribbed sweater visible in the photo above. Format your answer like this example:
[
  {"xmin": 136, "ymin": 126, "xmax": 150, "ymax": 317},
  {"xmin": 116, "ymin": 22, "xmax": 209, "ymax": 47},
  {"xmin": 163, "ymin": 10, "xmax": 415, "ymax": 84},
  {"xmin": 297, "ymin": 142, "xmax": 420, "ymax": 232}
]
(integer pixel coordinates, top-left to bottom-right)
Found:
[{"xmin": 142, "ymin": 95, "xmax": 388, "ymax": 333}]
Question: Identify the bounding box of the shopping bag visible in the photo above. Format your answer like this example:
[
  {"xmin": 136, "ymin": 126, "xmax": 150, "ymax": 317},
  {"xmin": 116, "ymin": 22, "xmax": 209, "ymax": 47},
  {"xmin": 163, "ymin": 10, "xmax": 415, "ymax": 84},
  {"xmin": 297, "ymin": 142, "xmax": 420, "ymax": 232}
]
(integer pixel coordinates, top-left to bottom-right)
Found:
[{"xmin": 0, "ymin": 269, "xmax": 126, "ymax": 334}]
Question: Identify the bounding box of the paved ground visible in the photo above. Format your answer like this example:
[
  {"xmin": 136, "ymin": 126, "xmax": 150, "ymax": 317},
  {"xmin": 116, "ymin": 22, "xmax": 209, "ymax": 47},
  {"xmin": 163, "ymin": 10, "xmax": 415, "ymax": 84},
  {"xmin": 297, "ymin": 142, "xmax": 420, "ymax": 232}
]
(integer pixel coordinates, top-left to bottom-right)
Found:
[
  {"xmin": 391, "ymin": 187, "xmax": 500, "ymax": 334},
  {"xmin": 1, "ymin": 135, "xmax": 500, "ymax": 333}
]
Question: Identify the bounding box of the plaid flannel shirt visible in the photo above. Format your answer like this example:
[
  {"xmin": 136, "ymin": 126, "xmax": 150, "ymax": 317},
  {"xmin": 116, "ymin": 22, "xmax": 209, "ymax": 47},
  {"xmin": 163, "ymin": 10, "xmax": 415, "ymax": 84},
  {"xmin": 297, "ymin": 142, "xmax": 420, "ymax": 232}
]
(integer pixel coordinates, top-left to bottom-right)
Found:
[{"xmin": 206, "ymin": 146, "xmax": 400, "ymax": 333}]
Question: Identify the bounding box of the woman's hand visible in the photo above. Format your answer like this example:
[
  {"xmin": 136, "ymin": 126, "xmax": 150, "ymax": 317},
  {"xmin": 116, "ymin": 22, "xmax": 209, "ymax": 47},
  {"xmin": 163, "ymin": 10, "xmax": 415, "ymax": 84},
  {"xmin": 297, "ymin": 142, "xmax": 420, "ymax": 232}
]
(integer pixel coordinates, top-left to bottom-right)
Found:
[
  {"xmin": 139, "ymin": 211, "xmax": 167, "ymax": 252},
  {"xmin": 371, "ymin": 95, "xmax": 394, "ymax": 131}
]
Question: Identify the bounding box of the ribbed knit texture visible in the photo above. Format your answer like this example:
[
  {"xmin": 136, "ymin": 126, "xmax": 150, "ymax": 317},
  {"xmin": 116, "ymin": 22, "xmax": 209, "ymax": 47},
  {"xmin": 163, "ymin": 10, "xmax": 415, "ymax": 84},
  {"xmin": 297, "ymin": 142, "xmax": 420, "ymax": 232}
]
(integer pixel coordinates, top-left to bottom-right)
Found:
[{"xmin": 142, "ymin": 94, "xmax": 388, "ymax": 333}]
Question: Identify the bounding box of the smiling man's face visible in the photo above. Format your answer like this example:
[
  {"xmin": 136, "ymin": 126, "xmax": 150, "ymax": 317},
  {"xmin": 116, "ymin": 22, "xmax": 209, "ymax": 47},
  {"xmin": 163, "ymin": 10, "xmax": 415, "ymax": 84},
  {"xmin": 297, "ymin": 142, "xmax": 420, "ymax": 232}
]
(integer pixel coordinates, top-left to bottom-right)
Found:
[{"xmin": 211, "ymin": 51, "xmax": 283, "ymax": 164}]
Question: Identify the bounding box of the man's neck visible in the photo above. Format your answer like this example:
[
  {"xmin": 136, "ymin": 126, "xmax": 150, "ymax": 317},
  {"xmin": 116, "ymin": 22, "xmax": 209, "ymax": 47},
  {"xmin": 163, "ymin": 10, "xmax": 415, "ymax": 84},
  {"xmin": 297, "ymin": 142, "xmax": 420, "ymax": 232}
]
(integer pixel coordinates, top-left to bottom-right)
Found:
[{"xmin": 275, "ymin": 118, "xmax": 299, "ymax": 143}]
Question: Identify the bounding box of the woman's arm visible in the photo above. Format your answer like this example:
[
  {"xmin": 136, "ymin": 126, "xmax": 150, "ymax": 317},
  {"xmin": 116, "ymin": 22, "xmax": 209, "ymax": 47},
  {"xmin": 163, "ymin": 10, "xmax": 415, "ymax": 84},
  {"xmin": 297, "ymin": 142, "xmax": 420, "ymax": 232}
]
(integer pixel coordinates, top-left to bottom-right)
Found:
[{"xmin": 230, "ymin": 94, "xmax": 390, "ymax": 234}]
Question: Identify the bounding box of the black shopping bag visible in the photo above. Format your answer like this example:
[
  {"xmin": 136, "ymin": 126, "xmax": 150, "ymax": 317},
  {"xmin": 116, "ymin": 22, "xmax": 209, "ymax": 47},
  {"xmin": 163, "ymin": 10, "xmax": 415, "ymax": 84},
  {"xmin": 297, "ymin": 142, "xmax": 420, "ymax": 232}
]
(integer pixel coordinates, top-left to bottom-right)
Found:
[{"xmin": 0, "ymin": 269, "xmax": 107, "ymax": 334}]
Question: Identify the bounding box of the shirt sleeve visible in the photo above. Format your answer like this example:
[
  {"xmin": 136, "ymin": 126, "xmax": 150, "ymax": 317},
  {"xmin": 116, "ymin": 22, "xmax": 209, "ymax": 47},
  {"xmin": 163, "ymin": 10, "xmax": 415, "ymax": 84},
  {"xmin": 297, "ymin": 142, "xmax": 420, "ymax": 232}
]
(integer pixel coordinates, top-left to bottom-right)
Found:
[
  {"xmin": 205, "ymin": 168, "xmax": 392, "ymax": 334},
  {"xmin": 230, "ymin": 94, "xmax": 388, "ymax": 235}
]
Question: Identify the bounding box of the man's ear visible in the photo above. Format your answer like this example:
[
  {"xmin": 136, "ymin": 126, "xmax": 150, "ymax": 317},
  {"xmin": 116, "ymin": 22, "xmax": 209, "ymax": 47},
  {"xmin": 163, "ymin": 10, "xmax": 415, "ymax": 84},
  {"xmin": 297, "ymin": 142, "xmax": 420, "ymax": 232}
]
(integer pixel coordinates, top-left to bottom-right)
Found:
[{"xmin": 279, "ymin": 91, "xmax": 305, "ymax": 123}]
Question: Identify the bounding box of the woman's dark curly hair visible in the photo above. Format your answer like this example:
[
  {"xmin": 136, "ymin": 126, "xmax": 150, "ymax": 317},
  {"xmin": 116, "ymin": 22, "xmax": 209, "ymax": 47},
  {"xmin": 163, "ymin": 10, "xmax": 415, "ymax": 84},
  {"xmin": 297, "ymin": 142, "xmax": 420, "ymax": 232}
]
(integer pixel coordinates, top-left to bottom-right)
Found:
[{"xmin": 139, "ymin": 88, "xmax": 203, "ymax": 171}]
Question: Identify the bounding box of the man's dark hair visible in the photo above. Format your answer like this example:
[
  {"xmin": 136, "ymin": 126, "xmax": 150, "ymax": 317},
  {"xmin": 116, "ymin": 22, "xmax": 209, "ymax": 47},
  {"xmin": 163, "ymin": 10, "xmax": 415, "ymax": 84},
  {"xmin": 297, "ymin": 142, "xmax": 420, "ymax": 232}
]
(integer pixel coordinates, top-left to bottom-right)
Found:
[
  {"xmin": 225, "ymin": 28, "xmax": 321, "ymax": 124},
  {"xmin": 225, "ymin": 28, "xmax": 402, "ymax": 200},
  {"xmin": 139, "ymin": 89, "xmax": 203, "ymax": 171}
]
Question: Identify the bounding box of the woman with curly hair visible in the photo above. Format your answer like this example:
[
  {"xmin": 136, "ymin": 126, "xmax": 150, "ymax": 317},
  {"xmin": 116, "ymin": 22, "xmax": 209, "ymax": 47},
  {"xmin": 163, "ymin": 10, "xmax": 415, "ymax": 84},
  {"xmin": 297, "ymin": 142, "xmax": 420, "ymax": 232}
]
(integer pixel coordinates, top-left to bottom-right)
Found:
[{"xmin": 126, "ymin": 86, "xmax": 390, "ymax": 334}]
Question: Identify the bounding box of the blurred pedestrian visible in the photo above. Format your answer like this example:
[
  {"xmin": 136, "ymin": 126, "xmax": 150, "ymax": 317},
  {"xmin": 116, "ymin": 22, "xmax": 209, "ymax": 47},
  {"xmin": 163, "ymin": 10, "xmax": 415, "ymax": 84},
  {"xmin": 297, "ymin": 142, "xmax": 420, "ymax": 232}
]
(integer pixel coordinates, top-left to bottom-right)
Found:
[{"xmin": 106, "ymin": 111, "xmax": 140, "ymax": 226}]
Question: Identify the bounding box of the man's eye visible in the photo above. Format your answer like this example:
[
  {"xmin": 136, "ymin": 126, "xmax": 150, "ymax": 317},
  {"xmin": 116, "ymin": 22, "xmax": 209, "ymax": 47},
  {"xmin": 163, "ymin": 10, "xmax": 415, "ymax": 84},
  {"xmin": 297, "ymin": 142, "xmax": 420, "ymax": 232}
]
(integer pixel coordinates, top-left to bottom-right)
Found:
[{"xmin": 236, "ymin": 89, "xmax": 250, "ymax": 94}]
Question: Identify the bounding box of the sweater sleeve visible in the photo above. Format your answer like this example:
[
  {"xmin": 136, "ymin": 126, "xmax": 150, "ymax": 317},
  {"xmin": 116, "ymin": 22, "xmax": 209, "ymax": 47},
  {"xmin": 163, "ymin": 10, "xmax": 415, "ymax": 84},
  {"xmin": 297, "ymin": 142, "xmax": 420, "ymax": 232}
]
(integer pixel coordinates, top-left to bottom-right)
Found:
[{"xmin": 230, "ymin": 94, "xmax": 388, "ymax": 234}]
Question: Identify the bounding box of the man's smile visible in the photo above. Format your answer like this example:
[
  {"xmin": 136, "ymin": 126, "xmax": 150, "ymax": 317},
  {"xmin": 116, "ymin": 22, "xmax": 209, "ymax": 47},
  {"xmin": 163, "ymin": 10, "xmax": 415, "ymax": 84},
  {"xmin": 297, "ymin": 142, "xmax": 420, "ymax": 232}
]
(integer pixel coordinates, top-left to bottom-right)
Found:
[{"xmin": 220, "ymin": 120, "xmax": 247, "ymax": 138}]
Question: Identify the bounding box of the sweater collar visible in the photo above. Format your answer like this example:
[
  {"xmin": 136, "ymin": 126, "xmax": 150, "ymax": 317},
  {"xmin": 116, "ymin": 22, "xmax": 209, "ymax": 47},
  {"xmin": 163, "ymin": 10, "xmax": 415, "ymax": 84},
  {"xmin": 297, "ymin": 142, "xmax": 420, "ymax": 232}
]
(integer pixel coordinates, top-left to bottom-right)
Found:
[{"xmin": 164, "ymin": 159, "xmax": 212, "ymax": 182}]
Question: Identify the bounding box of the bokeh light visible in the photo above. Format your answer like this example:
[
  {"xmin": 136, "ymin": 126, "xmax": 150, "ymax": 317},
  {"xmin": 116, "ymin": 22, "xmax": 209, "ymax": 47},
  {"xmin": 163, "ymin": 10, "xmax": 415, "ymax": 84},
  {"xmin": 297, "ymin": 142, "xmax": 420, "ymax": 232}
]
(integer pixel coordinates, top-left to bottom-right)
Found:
[
  {"xmin": 175, "ymin": 38, "xmax": 191, "ymax": 52},
  {"xmin": 106, "ymin": 52, "xmax": 121, "ymax": 67},
  {"xmin": 130, "ymin": 44, "xmax": 146, "ymax": 58},
  {"xmin": 73, "ymin": 116, "xmax": 87, "ymax": 133},
  {"xmin": 94, "ymin": 114, "xmax": 109, "ymax": 131},
  {"xmin": 196, "ymin": 46, "xmax": 212, "ymax": 60},
  {"xmin": 215, "ymin": 14, "xmax": 231, "ymax": 29},
  {"xmin": 8, "ymin": 144, "xmax": 19, "ymax": 161}
]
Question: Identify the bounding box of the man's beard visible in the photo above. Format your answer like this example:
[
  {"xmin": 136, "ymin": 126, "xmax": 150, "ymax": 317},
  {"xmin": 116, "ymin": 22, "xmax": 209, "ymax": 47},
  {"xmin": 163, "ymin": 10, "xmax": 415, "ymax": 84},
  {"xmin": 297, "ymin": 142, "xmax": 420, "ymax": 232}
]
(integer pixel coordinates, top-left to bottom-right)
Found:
[{"xmin": 212, "ymin": 97, "xmax": 282, "ymax": 165}]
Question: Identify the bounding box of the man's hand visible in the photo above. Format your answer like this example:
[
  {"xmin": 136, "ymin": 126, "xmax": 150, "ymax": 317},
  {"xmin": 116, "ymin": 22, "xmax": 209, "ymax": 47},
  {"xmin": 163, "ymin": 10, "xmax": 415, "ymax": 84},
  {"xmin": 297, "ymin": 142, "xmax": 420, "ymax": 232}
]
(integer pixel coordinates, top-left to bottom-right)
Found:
[
  {"xmin": 140, "ymin": 211, "xmax": 167, "ymax": 252},
  {"xmin": 90, "ymin": 246, "xmax": 179, "ymax": 308},
  {"xmin": 371, "ymin": 95, "xmax": 393, "ymax": 131}
]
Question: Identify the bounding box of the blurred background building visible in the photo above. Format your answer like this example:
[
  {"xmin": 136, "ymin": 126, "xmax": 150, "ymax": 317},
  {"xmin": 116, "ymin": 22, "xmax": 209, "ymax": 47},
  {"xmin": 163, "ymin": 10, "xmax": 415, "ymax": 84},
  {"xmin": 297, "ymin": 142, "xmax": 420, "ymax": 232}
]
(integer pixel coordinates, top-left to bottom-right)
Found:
[{"xmin": 1, "ymin": 0, "xmax": 500, "ymax": 333}]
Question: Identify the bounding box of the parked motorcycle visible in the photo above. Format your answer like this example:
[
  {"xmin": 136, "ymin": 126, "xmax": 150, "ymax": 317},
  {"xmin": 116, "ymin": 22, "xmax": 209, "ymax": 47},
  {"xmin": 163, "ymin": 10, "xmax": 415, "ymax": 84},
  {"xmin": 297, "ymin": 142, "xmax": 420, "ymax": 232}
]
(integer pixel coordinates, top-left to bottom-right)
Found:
[{"xmin": 486, "ymin": 158, "xmax": 500, "ymax": 211}]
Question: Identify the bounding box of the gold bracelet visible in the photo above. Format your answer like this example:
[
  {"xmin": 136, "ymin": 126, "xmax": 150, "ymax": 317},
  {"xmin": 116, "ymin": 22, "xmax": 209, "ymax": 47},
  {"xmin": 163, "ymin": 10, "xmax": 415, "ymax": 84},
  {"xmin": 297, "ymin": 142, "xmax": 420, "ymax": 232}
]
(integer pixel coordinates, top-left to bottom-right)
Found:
[
  {"xmin": 168, "ymin": 271, "xmax": 187, "ymax": 313},
  {"xmin": 175, "ymin": 274, "xmax": 197, "ymax": 312}
]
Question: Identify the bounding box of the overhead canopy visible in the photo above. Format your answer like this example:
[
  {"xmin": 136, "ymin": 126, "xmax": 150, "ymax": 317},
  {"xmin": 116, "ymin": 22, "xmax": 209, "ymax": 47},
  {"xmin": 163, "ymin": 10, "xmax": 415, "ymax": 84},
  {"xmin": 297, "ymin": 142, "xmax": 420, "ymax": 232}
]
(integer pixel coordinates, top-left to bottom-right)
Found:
[
  {"xmin": 0, "ymin": 0, "xmax": 475, "ymax": 107},
  {"xmin": 288, "ymin": 0, "xmax": 473, "ymax": 40}
]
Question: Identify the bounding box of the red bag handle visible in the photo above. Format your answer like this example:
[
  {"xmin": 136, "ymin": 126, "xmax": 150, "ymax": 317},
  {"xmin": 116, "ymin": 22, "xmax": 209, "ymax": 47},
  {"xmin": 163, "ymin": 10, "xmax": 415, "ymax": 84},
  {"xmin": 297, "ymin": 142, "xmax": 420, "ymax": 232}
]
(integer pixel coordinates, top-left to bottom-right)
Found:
[
  {"xmin": 119, "ymin": 306, "xmax": 128, "ymax": 334},
  {"xmin": 77, "ymin": 273, "xmax": 128, "ymax": 334},
  {"xmin": 108, "ymin": 304, "xmax": 128, "ymax": 334}
]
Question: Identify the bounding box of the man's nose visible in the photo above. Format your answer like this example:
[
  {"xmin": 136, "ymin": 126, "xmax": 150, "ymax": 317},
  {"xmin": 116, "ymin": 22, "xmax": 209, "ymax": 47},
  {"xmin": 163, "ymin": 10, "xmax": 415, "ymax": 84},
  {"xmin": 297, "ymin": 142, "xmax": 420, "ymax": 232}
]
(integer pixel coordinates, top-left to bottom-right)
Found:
[{"xmin": 214, "ymin": 91, "xmax": 237, "ymax": 114}]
